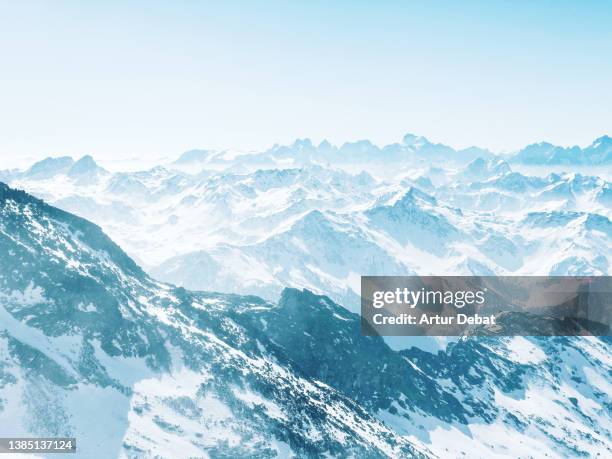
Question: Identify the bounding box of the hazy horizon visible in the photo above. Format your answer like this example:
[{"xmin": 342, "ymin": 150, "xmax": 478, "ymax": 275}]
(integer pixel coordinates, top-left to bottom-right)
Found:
[
  {"xmin": 3, "ymin": 131, "xmax": 610, "ymax": 171},
  {"xmin": 1, "ymin": 1, "xmax": 611, "ymax": 163}
]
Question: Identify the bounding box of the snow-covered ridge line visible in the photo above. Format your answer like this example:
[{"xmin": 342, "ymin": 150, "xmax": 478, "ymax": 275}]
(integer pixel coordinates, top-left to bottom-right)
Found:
[
  {"xmin": 1, "ymin": 132, "xmax": 610, "ymax": 177},
  {"xmin": 2, "ymin": 138, "xmax": 609, "ymax": 311}
]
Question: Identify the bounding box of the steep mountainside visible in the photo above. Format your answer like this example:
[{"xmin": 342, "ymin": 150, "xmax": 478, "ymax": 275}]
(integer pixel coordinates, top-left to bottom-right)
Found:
[{"xmin": 0, "ymin": 182, "xmax": 429, "ymax": 458}]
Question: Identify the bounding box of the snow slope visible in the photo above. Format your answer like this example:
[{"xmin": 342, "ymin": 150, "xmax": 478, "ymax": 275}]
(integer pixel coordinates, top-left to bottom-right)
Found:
[{"xmin": 1, "ymin": 183, "xmax": 610, "ymax": 458}]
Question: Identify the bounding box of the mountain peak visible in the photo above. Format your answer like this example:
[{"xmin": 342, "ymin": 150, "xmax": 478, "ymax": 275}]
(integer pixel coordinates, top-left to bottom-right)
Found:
[
  {"xmin": 396, "ymin": 186, "xmax": 437, "ymax": 207},
  {"xmin": 402, "ymin": 133, "xmax": 430, "ymax": 147},
  {"xmin": 292, "ymin": 138, "xmax": 313, "ymax": 149},
  {"xmin": 589, "ymin": 135, "xmax": 612, "ymax": 149},
  {"xmin": 26, "ymin": 156, "xmax": 74, "ymax": 178},
  {"xmin": 0, "ymin": 181, "xmax": 144, "ymax": 280},
  {"xmin": 67, "ymin": 155, "xmax": 105, "ymax": 177},
  {"xmin": 318, "ymin": 139, "xmax": 333, "ymax": 150},
  {"xmin": 173, "ymin": 149, "xmax": 212, "ymax": 164}
]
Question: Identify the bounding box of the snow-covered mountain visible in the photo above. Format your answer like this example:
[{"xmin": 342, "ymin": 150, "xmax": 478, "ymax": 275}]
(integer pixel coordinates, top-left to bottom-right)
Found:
[
  {"xmin": 0, "ymin": 182, "xmax": 430, "ymax": 458},
  {"xmin": 167, "ymin": 134, "xmax": 612, "ymax": 173},
  {"xmin": 1, "ymin": 182, "xmax": 610, "ymax": 458},
  {"xmin": 511, "ymin": 136, "xmax": 612, "ymax": 165},
  {"xmin": 3, "ymin": 135, "xmax": 609, "ymax": 310}
]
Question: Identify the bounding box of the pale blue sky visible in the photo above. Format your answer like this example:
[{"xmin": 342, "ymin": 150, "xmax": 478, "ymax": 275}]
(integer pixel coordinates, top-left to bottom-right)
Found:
[{"xmin": 0, "ymin": 0, "xmax": 611, "ymax": 161}]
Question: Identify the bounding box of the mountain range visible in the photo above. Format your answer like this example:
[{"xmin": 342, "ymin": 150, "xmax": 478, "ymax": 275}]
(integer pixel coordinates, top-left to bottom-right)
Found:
[
  {"xmin": 168, "ymin": 134, "xmax": 612, "ymax": 172},
  {"xmin": 1, "ymin": 181, "xmax": 610, "ymax": 458},
  {"xmin": 1, "ymin": 134, "xmax": 609, "ymax": 312}
]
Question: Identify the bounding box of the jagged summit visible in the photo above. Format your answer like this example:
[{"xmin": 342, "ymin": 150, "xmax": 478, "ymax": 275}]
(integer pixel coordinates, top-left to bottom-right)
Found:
[
  {"xmin": 67, "ymin": 154, "xmax": 107, "ymax": 178},
  {"xmin": 402, "ymin": 132, "xmax": 430, "ymax": 146},
  {"xmin": 25, "ymin": 155, "xmax": 74, "ymax": 178},
  {"xmin": 0, "ymin": 180, "xmax": 144, "ymax": 279}
]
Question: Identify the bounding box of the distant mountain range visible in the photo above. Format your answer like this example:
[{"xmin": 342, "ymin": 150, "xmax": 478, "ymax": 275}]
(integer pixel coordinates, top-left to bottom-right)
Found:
[
  {"xmin": 1, "ymin": 182, "xmax": 610, "ymax": 457},
  {"xmin": 168, "ymin": 134, "xmax": 612, "ymax": 171},
  {"xmin": 1, "ymin": 135, "xmax": 609, "ymax": 311},
  {"xmin": 2, "ymin": 134, "xmax": 610, "ymax": 185}
]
